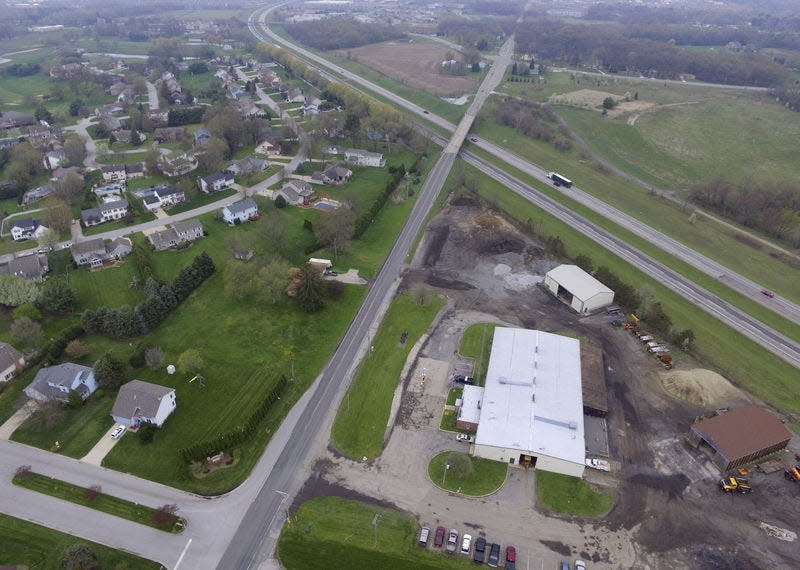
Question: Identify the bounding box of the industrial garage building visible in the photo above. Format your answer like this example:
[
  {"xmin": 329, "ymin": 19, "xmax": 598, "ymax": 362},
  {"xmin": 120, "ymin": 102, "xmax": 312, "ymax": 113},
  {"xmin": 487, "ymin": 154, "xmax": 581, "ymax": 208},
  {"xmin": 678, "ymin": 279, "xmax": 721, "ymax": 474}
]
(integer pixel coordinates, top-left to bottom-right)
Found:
[
  {"xmin": 544, "ymin": 264, "xmax": 614, "ymax": 314},
  {"xmin": 456, "ymin": 385, "xmax": 484, "ymax": 432},
  {"xmin": 472, "ymin": 327, "xmax": 586, "ymax": 478},
  {"xmin": 688, "ymin": 406, "xmax": 791, "ymax": 471}
]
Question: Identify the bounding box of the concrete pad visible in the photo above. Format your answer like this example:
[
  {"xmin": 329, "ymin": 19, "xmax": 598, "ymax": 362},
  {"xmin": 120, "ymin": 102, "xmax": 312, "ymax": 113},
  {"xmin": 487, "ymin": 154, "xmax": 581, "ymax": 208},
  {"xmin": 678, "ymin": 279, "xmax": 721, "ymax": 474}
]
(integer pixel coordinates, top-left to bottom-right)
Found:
[
  {"xmin": 0, "ymin": 400, "xmax": 37, "ymax": 440},
  {"xmin": 81, "ymin": 424, "xmax": 126, "ymax": 466},
  {"xmin": 328, "ymin": 269, "xmax": 367, "ymax": 285},
  {"xmin": 154, "ymin": 208, "xmax": 169, "ymax": 220}
]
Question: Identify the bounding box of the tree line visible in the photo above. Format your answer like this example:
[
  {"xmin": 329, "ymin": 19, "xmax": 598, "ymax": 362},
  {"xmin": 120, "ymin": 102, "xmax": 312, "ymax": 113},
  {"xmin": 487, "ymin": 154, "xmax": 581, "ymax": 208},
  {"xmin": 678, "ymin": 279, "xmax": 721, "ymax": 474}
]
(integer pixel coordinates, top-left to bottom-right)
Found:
[
  {"xmin": 437, "ymin": 17, "xmax": 513, "ymax": 50},
  {"xmin": 689, "ymin": 177, "xmax": 800, "ymax": 247},
  {"xmin": 515, "ymin": 21, "xmax": 790, "ymax": 87},
  {"xmin": 491, "ymin": 97, "xmax": 572, "ymax": 152},
  {"xmin": 283, "ymin": 18, "xmax": 405, "ymax": 51}
]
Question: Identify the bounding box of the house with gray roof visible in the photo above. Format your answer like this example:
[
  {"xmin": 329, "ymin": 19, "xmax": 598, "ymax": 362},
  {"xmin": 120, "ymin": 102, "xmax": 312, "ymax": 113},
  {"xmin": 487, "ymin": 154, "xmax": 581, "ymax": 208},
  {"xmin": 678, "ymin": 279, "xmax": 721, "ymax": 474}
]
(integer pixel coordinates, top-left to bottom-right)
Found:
[
  {"xmin": 24, "ymin": 363, "xmax": 98, "ymax": 403},
  {"xmin": 226, "ymin": 156, "xmax": 269, "ymax": 177},
  {"xmin": 275, "ymin": 179, "xmax": 314, "ymax": 206},
  {"xmin": 320, "ymin": 164, "xmax": 352, "ymax": 186},
  {"xmin": 3, "ymin": 254, "xmax": 49, "ymax": 283},
  {"xmin": 111, "ymin": 379, "xmax": 176, "ymax": 428},
  {"xmin": 222, "ymin": 198, "xmax": 259, "ymax": 225},
  {"xmin": 21, "ymin": 184, "xmax": 56, "ymax": 206},
  {"xmin": 9, "ymin": 219, "xmax": 48, "ymax": 241},
  {"xmin": 344, "ymin": 148, "xmax": 386, "ymax": 167},
  {"xmin": 71, "ymin": 237, "xmax": 132, "ymax": 268},
  {"xmin": 81, "ymin": 198, "xmax": 129, "ymax": 227},
  {"xmin": 199, "ymin": 172, "xmax": 234, "ymax": 193},
  {"xmin": 148, "ymin": 219, "xmax": 204, "ymax": 251},
  {"xmin": 0, "ymin": 342, "xmax": 25, "ymax": 383}
]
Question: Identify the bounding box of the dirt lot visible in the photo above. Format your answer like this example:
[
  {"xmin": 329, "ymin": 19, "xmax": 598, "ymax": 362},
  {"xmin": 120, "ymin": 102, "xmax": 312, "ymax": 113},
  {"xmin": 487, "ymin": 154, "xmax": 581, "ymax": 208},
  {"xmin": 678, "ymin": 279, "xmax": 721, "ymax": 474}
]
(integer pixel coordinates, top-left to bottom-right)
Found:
[
  {"xmin": 336, "ymin": 41, "xmax": 478, "ymax": 97},
  {"xmin": 294, "ymin": 199, "xmax": 800, "ymax": 569},
  {"xmin": 550, "ymin": 88, "xmax": 656, "ymax": 117}
]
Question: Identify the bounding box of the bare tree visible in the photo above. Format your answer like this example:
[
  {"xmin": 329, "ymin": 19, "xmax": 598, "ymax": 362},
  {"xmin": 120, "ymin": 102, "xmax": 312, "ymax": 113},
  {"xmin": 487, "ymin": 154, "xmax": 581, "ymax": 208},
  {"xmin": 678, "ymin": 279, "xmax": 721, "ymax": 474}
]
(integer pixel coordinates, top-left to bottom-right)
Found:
[
  {"xmin": 314, "ymin": 208, "xmax": 356, "ymax": 258},
  {"xmin": 85, "ymin": 485, "xmax": 102, "ymax": 502},
  {"xmin": 11, "ymin": 317, "xmax": 42, "ymax": 349},
  {"xmin": 152, "ymin": 503, "xmax": 179, "ymax": 527}
]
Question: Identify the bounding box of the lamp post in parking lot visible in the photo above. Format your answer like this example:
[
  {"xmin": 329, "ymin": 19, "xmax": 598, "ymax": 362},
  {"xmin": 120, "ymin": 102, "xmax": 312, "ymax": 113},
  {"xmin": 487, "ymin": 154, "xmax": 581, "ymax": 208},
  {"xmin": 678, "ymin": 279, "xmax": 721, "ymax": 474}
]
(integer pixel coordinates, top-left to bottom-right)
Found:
[{"xmin": 443, "ymin": 463, "xmax": 450, "ymax": 486}]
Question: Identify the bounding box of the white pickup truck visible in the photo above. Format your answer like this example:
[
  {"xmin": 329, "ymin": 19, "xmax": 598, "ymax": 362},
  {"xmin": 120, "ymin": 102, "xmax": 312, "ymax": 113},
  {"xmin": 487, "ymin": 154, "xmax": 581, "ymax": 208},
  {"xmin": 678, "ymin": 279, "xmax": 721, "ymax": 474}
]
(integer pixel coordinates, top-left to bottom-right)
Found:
[{"xmin": 585, "ymin": 458, "xmax": 611, "ymax": 471}]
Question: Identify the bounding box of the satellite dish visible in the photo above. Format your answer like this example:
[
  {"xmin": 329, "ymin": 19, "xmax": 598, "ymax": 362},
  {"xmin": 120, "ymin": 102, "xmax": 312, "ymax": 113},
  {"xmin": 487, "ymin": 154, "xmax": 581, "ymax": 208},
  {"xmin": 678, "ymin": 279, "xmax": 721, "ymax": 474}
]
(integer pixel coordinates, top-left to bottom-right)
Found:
[{"xmin": 167, "ymin": 364, "xmax": 176, "ymax": 375}]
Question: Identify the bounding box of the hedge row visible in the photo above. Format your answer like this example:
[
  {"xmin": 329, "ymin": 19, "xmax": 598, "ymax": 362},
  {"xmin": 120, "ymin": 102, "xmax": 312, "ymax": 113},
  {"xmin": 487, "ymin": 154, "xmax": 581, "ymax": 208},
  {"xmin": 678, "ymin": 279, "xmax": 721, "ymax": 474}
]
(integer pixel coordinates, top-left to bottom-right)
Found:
[
  {"xmin": 353, "ymin": 164, "xmax": 406, "ymax": 238},
  {"xmin": 178, "ymin": 375, "xmax": 289, "ymax": 464}
]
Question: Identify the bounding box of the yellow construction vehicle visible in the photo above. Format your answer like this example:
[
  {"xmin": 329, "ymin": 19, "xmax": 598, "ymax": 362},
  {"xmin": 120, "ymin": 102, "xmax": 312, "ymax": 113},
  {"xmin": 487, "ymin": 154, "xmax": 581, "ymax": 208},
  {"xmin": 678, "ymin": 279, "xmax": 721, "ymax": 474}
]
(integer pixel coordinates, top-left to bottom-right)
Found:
[
  {"xmin": 719, "ymin": 477, "xmax": 752, "ymax": 494},
  {"xmin": 784, "ymin": 466, "xmax": 800, "ymax": 483}
]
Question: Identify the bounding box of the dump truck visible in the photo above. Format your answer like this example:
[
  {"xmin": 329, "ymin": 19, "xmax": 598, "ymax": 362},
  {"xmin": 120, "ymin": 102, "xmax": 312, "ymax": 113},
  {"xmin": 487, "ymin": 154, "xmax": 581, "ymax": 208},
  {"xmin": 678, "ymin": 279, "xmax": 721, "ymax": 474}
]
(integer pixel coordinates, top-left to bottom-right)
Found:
[
  {"xmin": 719, "ymin": 477, "xmax": 752, "ymax": 493},
  {"xmin": 785, "ymin": 466, "xmax": 800, "ymax": 482}
]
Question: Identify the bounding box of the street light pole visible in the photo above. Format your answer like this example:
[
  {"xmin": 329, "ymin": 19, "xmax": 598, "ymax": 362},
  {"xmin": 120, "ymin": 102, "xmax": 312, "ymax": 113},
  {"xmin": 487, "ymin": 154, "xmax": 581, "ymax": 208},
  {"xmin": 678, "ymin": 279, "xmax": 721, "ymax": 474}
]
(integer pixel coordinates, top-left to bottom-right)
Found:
[{"xmin": 443, "ymin": 463, "xmax": 450, "ymax": 486}]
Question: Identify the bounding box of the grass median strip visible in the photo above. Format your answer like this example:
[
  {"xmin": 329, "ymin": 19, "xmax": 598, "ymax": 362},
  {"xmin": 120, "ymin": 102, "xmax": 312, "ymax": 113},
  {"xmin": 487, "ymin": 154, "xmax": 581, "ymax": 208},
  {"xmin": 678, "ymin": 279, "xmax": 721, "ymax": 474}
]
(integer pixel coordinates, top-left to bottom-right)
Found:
[
  {"xmin": 536, "ymin": 470, "xmax": 614, "ymax": 516},
  {"xmin": 12, "ymin": 470, "xmax": 185, "ymax": 533},
  {"xmin": 332, "ymin": 292, "xmax": 445, "ymax": 459}
]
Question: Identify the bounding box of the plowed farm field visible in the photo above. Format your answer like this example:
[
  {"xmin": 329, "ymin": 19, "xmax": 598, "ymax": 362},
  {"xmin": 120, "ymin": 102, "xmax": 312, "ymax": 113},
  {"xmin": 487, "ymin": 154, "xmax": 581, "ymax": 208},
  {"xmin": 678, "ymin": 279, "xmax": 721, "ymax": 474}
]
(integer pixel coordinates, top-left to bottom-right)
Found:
[{"xmin": 337, "ymin": 41, "xmax": 477, "ymax": 96}]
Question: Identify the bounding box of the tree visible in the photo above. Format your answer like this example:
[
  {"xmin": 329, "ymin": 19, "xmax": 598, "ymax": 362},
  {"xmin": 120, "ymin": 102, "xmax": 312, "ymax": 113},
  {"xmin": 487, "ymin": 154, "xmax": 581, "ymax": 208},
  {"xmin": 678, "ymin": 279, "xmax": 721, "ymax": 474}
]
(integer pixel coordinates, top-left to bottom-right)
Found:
[
  {"xmin": 12, "ymin": 303, "xmax": 41, "ymax": 321},
  {"xmin": 138, "ymin": 422, "xmax": 157, "ymax": 445},
  {"xmin": 258, "ymin": 210, "xmax": 289, "ymax": 257},
  {"xmin": 177, "ymin": 348, "xmax": 204, "ymax": 373},
  {"xmin": 69, "ymin": 99, "xmax": 83, "ymax": 117},
  {"xmin": 39, "ymin": 279, "xmax": 77, "ymax": 313},
  {"xmin": 152, "ymin": 504, "xmax": 179, "ymax": 528},
  {"xmin": 294, "ymin": 264, "xmax": 325, "ymax": 313},
  {"xmin": 602, "ymin": 96, "xmax": 617, "ymax": 110},
  {"xmin": 41, "ymin": 196, "xmax": 73, "ymax": 235},
  {"xmin": 34, "ymin": 400, "xmax": 64, "ymax": 430},
  {"xmin": 274, "ymin": 194, "xmax": 287, "ymax": 209},
  {"xmin": 35, "ymin": 104, "xmax": 53, "ymax": 124},
  {"xmin": 144, "ymin": 146, "xmax": 161, "ymax": 174},
  {"xmin": 145, "ymin": 346, "xmax": 165, "ymax": 370},
  {"xmin": 56, "ymin": 171, "xmax": 84, "ymax": 206},
  {"xmin": 10, "ymin": 317, "xmax": 42, "ymax": 348},
  {"xmin": 410, "ymin": 285, "xmax": 435, "ymax": 307},
  {"xmin": 84, "ymin": 485, "xmax": 102, "ymax": 502},
  {"xmin": 61, "ymin": 544, "xmax": 100, "ymax": 570},
  {"xmin": 67, "ymin": 389, "xmax": 84, "ymax": 409},
  {"xmin": 224, "ymin": 261, "xmax": 257, "ymax": 300},
  {"xmin": 130, "ymin": 129, "xmax": 142, "ymax": 146},
  {"xmin": 445, "ymin": 451, "xmax": 473, "ymax": 477},
  {"xmin": 314, "ymin": 208, "xmax": 355, "ymax": 258},
  {"xmin": 0, "ymin": 275, "xmax": 40, "ymax": 307},
  {"xmin": 255, "ymin": 258, "xmax": 291, "ymax": 304},
  {"xmin": 37, "ymin": 228, "xmax": 59, "ymax": 252},
  {"xmin": 64, "ymin": 134, "xmax": 86, "ymax": 166},
  {"xmin": 65, "ymin": 340, "xmax": 88, "ymax": 359},
  {"xmin": 197, "ymin": 137, "xmax": 228, "ymax": 172},
  {"xmin": 93, "ymin": 352, "xmax": 127, "ymax": 390},
  {"xmin": 672, "ymin": 329, "xmax": 695, "ymax": 350},
  {"xmin": 574, "ymin": 254, "xmax": 595, "ymax": 273}
]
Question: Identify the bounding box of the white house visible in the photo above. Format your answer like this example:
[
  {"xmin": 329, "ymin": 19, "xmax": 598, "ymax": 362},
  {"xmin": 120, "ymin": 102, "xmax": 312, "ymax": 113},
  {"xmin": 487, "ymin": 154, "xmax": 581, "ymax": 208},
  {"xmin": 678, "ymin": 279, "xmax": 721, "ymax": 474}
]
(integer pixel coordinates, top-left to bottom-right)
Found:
[
  {"xmin": 111, "ymin": 379, "xmax": 177, "ymax": 428},
  {"xmin": 142, "ymin": 185, "xmax": 186, "ymax": 212},
  {"xmin": 199, "ymin": 172, "xmax": 234, "ymax": 193},
  {"xmin": 9, "ymin": 219, "xmax": 48, "ymax": 241},
  {"xmin": 0, "ymin": 342, "xmax": 24, "ymax": 383},
  {"xmin": 344, "ymin": 148, "xmax": 386, "ymax": 167},
  {"xmin": 81, "ymin": 199, "xmax": 129, "ymax": 227},
  {"xmin": 24, "ymin": 363, "xmax": 98, "ymax": 403},
  {"xmin": 222, "ymin": 198, "xmax": 259, "ymax": 225},
  {"xmin": 255, "ymin": 138, "xmax": 280, "ymax": 156},
  {"xmin": 101, "ymin": 164, "xmax": 127, "ymax": 182}
]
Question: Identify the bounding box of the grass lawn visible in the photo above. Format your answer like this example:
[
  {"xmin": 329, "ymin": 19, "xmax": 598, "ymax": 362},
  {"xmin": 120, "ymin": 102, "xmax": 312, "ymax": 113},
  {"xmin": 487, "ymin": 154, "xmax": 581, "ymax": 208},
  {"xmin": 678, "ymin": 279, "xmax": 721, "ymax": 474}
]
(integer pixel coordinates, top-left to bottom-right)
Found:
[
  {"xmin": 458, "ymin": 323, "xmax": 499, "ymax": 385},
  {"xmin": 167, "ymin": 188, "xmax": 237, "ymax": 215},
  {"xmin": 535, "ymin": 470, "xmax": 614, "ymax": 516},
  {"xmin": 0, "ymin": 512, "xmax": 160, "ymax": 569},
  {"xmin": 446, "ymin": 387, "xmax": 462, "ymax": 406},
  {"xmin": 332, "ymin": 292, "xmax": 445, "ymax": 460},
  {"xmin": 452, "ymin": 160, "xmax": 800, "ymax": 413},
  {"xmin": 95, "ymin": 152, "xmax": 149, "ymax": 165},
  {"xmin": 428, "ymin": 451, "xmax": 507, "ymax": 496},
  {"xmin": 439, "ymin": 408, "xmax": 460, "ymax": 432},
  {"xmin": 278, "ymin": 497, "xmax": 475, "ymax": 570},
  {"xmin": 13, "ymin": 472, "xmax": 184, "ymax": 532}
]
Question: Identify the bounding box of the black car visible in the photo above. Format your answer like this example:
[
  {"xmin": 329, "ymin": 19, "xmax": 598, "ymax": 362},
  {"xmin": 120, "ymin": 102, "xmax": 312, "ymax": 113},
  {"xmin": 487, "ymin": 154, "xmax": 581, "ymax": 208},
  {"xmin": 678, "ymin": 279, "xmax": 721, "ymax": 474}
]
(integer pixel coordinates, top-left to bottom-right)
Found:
[
  {"xmin": 473, "ymin": 537, "xmax": 487, "ymax": 563},
  {"xmin": 453, "ymin": 374, "xmax": 475, "ymax": 385},
  {"xmin": 487, "ymin": 543, "xmax": 500, "ymax": 567}
]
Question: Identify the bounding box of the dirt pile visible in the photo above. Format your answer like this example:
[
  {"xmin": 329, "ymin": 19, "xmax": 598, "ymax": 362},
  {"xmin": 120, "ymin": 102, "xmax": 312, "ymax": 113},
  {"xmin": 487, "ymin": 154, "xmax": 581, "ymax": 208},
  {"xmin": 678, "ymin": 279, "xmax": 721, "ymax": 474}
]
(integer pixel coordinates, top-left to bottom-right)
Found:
[{"xmin": 660, "ymin": 368, "xmax": 746, "ymax": 407}]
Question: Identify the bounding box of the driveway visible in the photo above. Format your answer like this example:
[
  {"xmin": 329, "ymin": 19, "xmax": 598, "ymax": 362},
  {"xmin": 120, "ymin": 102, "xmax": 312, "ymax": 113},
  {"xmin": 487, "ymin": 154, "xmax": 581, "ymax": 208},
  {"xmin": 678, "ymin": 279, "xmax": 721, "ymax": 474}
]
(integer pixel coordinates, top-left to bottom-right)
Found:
[
  {"xmin": 0, "ymin": 400, "xmax": 37, "ymax": 440},
  {"xmin": 81, "ymin": 424, "xmax": 126, "ymax": 466}
]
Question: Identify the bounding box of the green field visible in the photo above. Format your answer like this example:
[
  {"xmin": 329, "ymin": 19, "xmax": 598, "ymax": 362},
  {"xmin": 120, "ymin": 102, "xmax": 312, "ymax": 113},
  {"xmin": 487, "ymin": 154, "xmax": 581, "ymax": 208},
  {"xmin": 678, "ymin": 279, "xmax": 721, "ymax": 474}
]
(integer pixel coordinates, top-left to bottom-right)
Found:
[
  {"xmin": 332, "ymin": 292, "xmax": 445, "ymax": 459},
  {"xmin": 13, "ymin": 471, "xmax": 183, "ymax": 532},
  {"xmin": 458, "ymin": 323, "xmax": 499, "ymax": 385},
  {"xmin": 0, "ymin": 513, "xmax": 160, "ymax": 569},
  {"xmin": 279, "ymin": 497, "xmax": 475, "ymax": 570},
  {"xmin": 535, "ymin": 470, "xmax": 614, "ymax": 516},
  {"xmin": 450, "ymin": 160, "xmax": 800, "ymax": 413},
  {"xmin": 428, "ymin": 451, "xmax": 507, "ymax": 496}
]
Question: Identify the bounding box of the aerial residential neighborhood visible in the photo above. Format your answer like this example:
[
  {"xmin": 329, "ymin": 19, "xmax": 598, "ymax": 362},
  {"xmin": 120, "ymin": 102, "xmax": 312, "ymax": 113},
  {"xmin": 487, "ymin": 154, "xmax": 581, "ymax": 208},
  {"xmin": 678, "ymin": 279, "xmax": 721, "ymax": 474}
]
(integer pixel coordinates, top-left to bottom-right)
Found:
[{"xmin": 0, "ymin": 0, "xmax": 799, "ymax": 569}]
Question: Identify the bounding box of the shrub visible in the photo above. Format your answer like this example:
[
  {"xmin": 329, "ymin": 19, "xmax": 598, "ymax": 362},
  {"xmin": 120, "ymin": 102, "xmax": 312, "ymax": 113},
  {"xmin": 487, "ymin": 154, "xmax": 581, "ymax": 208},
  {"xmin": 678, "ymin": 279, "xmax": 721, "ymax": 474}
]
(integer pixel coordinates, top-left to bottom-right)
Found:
[
  {"xmin": 84, "ymin": 485, "xmax": 101, "ymax": 502},
  {"xmin": 13, "ymin": 303, "xmax": 41, "ymax": 321},
  {"xmin": 138, "ymin": 422, "xmax": 157, "ymax": 445}
]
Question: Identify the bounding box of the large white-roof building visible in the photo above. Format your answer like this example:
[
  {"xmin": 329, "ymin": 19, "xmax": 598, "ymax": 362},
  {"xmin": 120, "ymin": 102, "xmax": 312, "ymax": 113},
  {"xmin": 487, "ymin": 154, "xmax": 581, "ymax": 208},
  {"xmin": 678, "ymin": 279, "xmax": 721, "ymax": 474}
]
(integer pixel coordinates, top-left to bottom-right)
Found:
[
  {"xmin": 544, "ymin": 264, "xmax": 614, "ymax": 314},
  {"xmin": 472, "ymin": 327, "xmax": 585, "ymax": 477}
]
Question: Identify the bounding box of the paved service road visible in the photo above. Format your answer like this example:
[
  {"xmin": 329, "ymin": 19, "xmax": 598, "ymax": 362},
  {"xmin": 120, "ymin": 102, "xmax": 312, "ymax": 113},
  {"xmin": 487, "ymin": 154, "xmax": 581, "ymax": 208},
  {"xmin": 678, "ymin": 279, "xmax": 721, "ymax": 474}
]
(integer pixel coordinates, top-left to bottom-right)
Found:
[{"xmin": 146, "ymin": 80, "xmax": 159, "ymax": 110}]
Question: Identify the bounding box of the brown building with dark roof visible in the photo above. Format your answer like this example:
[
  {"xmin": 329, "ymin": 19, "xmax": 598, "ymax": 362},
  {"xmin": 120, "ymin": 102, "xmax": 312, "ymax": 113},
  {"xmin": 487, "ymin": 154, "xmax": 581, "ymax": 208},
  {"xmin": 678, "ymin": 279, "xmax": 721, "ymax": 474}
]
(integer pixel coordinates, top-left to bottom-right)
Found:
[
  {"xmin": 688, "ymin": 405, "xmax": 791, "ymax": 471},
  {"xmin": 580, "ymin": 342, "xmax": 608, "ymax": 417}
]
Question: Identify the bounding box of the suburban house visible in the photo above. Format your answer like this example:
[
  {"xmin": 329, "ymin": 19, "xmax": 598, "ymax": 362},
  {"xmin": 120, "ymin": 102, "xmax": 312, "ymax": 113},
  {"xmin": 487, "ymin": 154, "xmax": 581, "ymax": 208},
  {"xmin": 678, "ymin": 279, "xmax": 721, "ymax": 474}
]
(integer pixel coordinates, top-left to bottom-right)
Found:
[
  {"xmin": 236, "ymin": 97, "xmax": 266, "ymax": 118},
  {"xmin": 195, "ymin": 128, "xmax": 211, "ymax": 147},
  {"xmin": 153, "ymin": 127, "xmax": 187, "ymax": 142},
  {"xmin": 21, "ymin": 184, "xmax": 56, "ymax": 206},
  {"xmin": 344, "ymin": 148, "xmax": 386, "ymax": 167},
  {"xmin": 320, "ymin": 164, "xmax": 352, "ymax": 186},
  {"xmin": 255, "ymin": 138, "xmax": 280, "ymax": 156},
  {"xmin": 199, "ymin": 172, "xmax": 234, "ymax": 193},
  {"xmin": 2, "ymin": 254, "xmax": 49, "ymax": 282},
  {"xmin": 24, "ymin": 362, "xmax": 98, "ymax": 403},
  {"xmin": 43, "ymin": 149, "xmax": 66, "ymax": 170},
  {"xmin": 148, "ymin": 219, "xmax": 204, "ymax": 251},
  {"xmin": 285, "ymin": 87, "xmax": 304, "ymax": 103},
  {"xmin": 303, "ymin": 95, "xmax": 322, "ymax": 115},
  {"xmin": 142, "ymin": 185, "xmax": 187, "ymax": 211},
  {"xmin": 94, "ymin": 182, "xmax": 126, "ymax": 200},
  {"xmin": 81, "ymin": 199, "xmax": 129, "ymax": 227},
  {"xmin": 111, "ymin": 379, "xmax": 177, "ymax": 428},
  {"xmin": 9, "ymin": 219, "xmax": 48, "ymax": 241},
  {"xmin": 101, "ymin": 164, "xmax": 127, "ymax": 182},
  {"xmin": 222, "ymin": 198, "xmax": 259, "ymax": 225},
  {"xmin": 71, "ymin": 237, "xmax": 133, "ymax": 268},
  {"xmin": 275, "ymin": 179, "xmax": 314, "ymax": 206},
  {"xmin": 161, "ymin": 153, "xmax": 198, "ymax": 177},
  {"xmin": 226, "ymin": 156, "xmax": 269, "ymax": 176},
  {"xmin": 0, "ymin": 342, "xmax": 24, "ymax": 383},
  {"xmin": 125, "ymin": 163, "xmax": 145, "ymax": 178},
  {"xmin": 0, "ymin": 111, "xmax": 36, "ymax": 130}
]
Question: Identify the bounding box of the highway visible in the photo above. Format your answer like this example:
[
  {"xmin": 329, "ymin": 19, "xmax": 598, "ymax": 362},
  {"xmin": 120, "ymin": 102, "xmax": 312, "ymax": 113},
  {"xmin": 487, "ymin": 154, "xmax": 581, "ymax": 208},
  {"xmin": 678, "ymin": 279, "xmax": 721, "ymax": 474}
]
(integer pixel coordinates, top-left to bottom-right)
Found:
[
  {"xmin": 221, "ymin": 24, "xmax": 516, "ymax": 569},
  {"xmin": 248, "ymin": 6, "xmax": 800, "ymax": 368}
]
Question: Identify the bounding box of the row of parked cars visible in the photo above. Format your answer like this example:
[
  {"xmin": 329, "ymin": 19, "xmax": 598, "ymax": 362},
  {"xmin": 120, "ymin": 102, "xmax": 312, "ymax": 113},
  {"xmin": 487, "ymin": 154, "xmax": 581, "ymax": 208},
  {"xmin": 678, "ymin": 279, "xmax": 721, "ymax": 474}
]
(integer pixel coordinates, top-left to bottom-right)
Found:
[{"xmin": 419, "ymin": 526, "xmax": 515, "ymax": 568}]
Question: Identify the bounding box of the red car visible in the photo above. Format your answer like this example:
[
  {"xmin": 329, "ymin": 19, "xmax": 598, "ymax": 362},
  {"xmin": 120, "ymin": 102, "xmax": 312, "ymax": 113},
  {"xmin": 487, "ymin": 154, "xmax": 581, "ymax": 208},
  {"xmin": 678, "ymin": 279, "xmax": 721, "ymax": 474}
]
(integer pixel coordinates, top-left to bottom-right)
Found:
[
  {"xmin": 761, "ymin": 289, "xmax": 775, "ymax": 298},
  {"xmin": 505, "ymin": 545, "xmax": 516, "ymax": 570},
  {"xmin": 434, "ymin": 526, "xmax": 446, "ymax": 548}
]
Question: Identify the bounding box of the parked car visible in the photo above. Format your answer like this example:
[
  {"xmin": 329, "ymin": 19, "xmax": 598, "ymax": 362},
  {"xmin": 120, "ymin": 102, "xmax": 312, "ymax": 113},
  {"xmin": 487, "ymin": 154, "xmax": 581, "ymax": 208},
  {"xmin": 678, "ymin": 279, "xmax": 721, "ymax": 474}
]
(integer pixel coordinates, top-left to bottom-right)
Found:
[
  {"xmin": 575, "ymin": 561, "xmax": 586, "ymax": 570},
  {"xmin": 453, "ymin": 374, "xmax": 475, "ymax": 385},
  {"xmin": 473, "ymin": 536, "xmax": 487, "ymax": 563},
  {"xmin": 761, "ymin": 289, "xmax": 775, "ymax": 298},
  {"xmin": 446, "ymin": 529, "xmax": 458, "ymax": 554},
  {"xmin": 461, "ymin": 533, "xmax": 472, "ymax": 555},
  {"xmin": 434, "ymin": 525, "xmax": 445, "ymax": 548},
  {"xmin": 110, "ymin": 425, "xmax": 125, "ymax": 439},
  {"xmin": 456, "ymin": 433, "xmax": 474, "ymax": 443},
  {"xmin": 470, "ymin": 137, "xmax": 478, "ymax": 142},
  {"xmin": 418, "ymin": 526, "xmax": 430, "ymax": 547},
  {"xmin": 487, "ymin": 543, "xmax": 500, "ymax": 567},
  {"xmin": 505, "ymin": 545, "xmax": 516, "ymax": 570}
]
